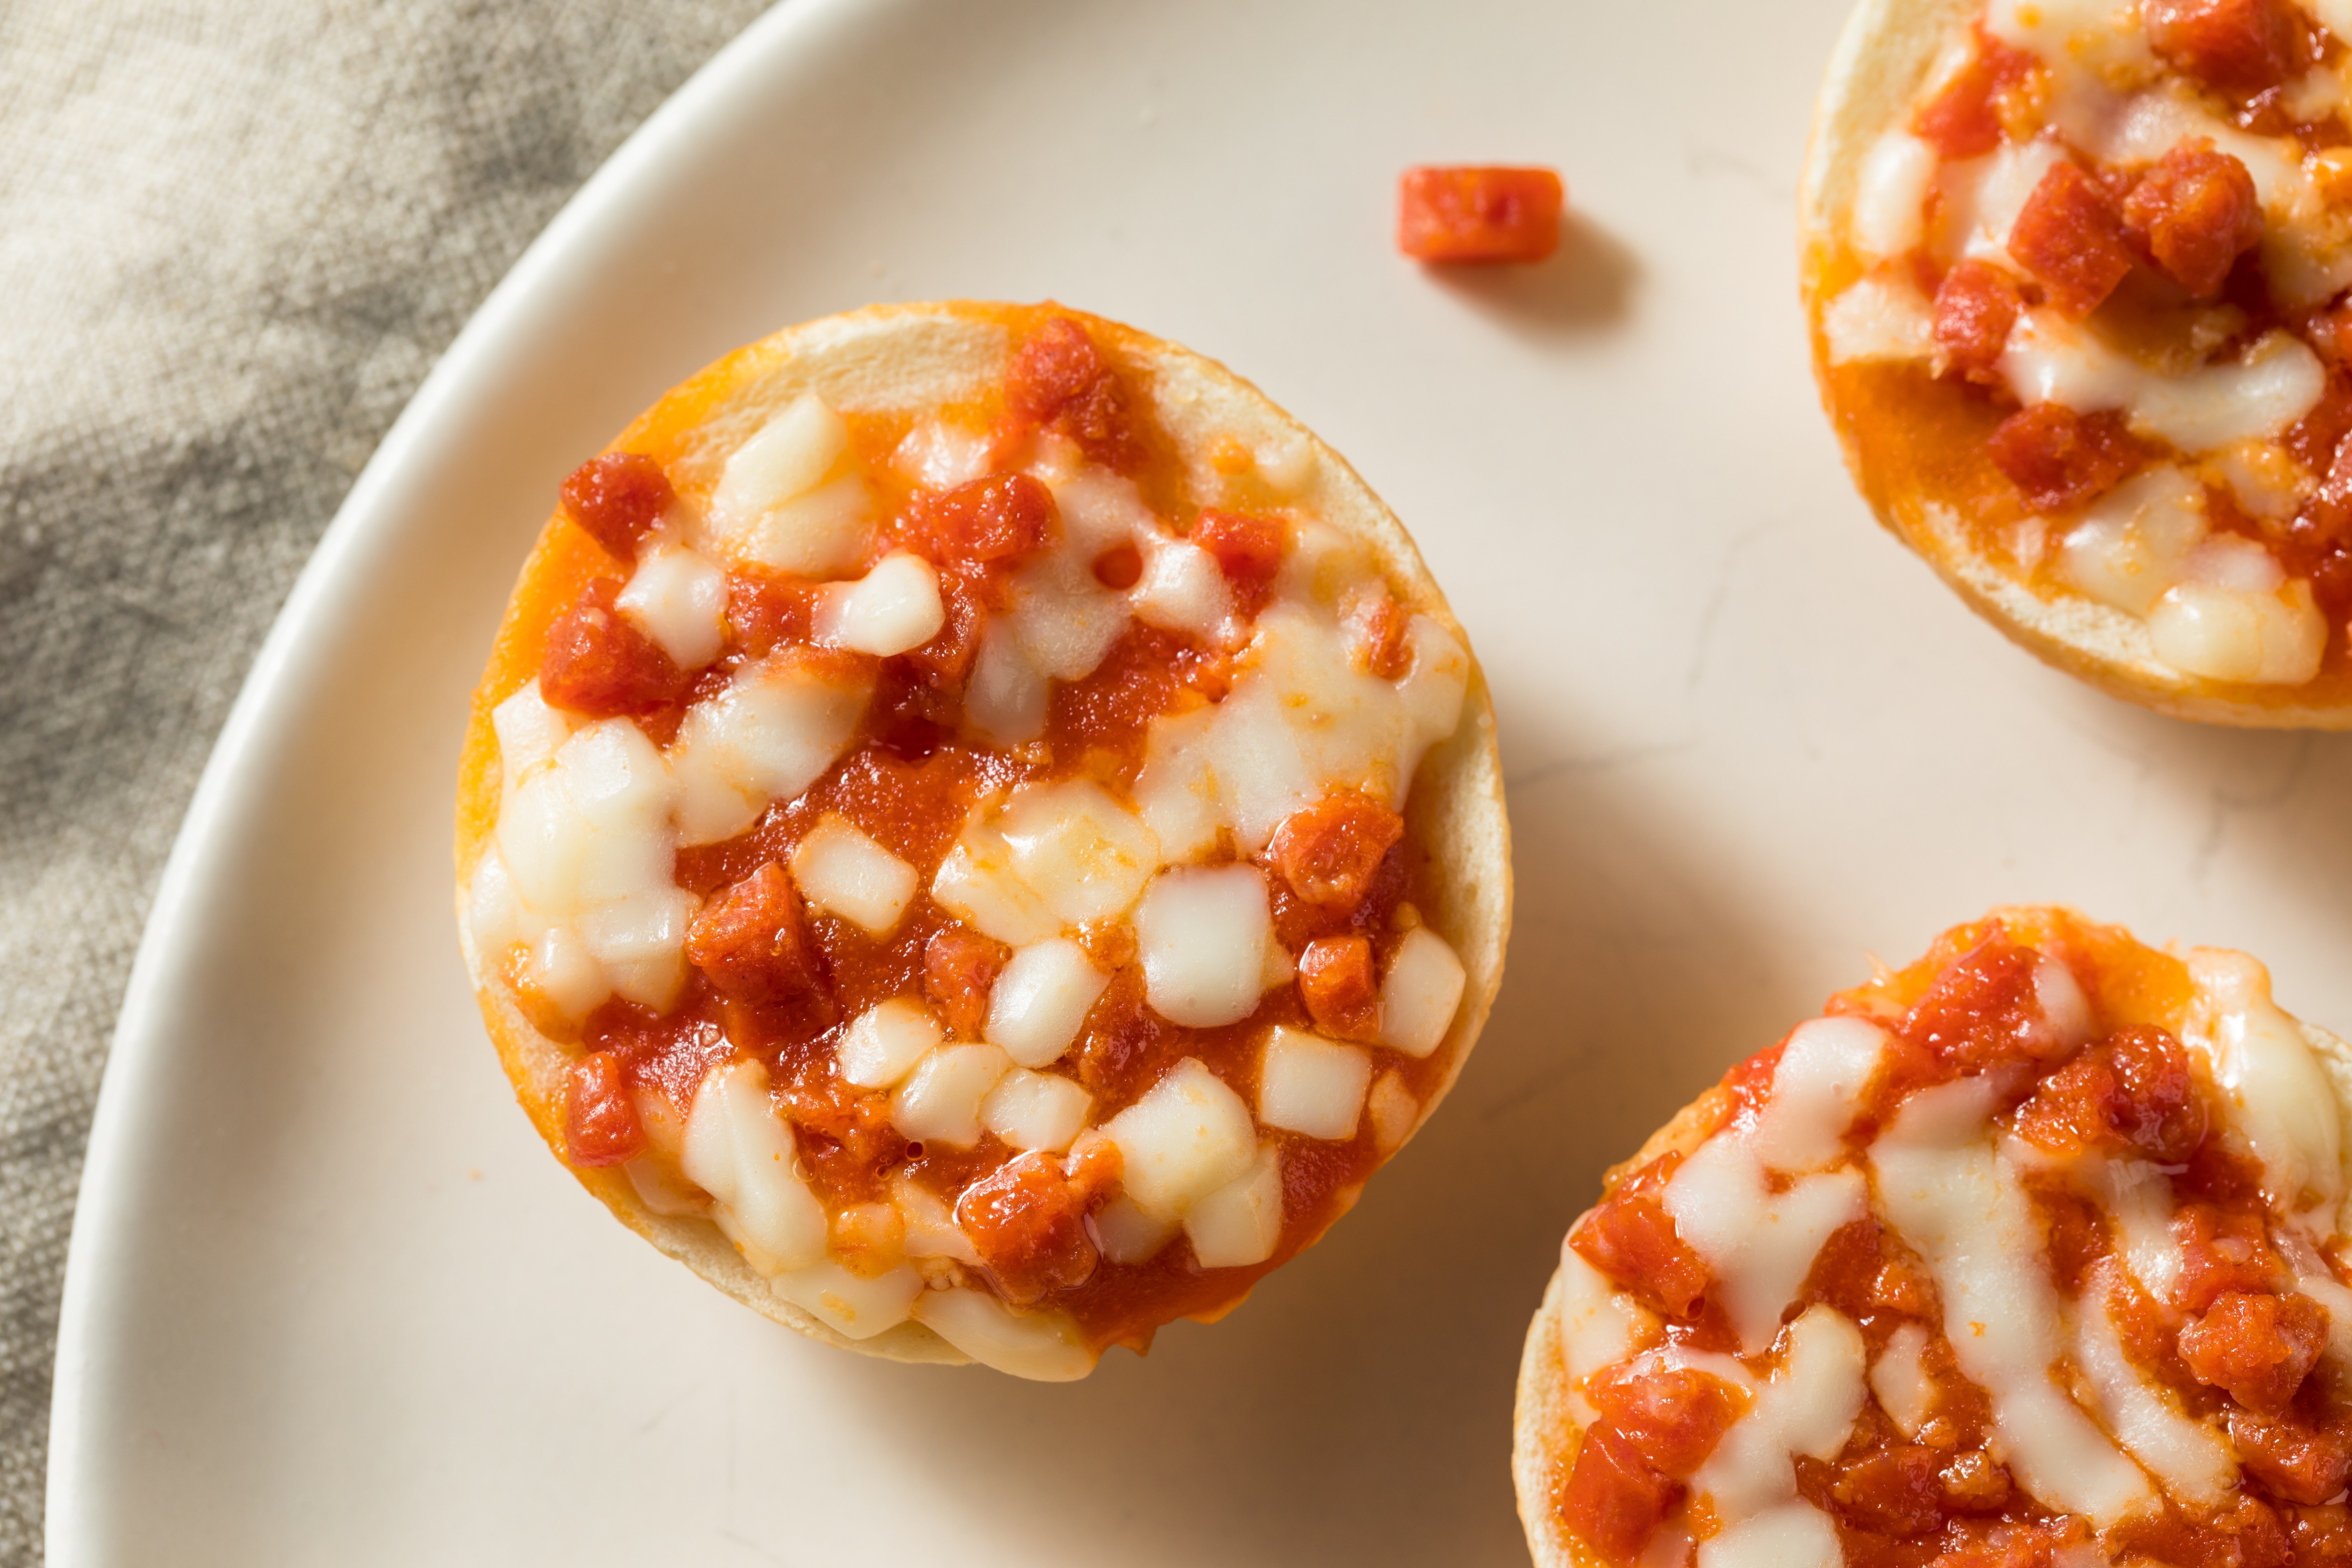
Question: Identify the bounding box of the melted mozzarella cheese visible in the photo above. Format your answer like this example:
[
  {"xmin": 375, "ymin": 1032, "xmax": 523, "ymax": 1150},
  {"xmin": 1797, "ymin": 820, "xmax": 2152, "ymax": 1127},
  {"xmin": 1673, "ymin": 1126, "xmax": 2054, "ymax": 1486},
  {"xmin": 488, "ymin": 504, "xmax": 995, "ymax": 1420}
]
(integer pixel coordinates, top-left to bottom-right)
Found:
[
  {"xmin": 1746, "ymin": 1016, "xmax": 1887, "ymax": 1172},
  {"xmin": 891, "ymin": 417, "xmax": 991, "ymax": 489},
  {"xmin": 1100, "ymin": 1058, "xmax": 1257, "ymax": 1220},
  {"xmin": 978, "ymin": 1068, "xmax": 1091, "ymax": 1154},
  {"xmin": 1379, "ymin": 927, "xmax": 1467, "ymax": 1059},
  {"xmin": 680, "ymin": 1059, "xmax": 828, "ymax": 1275},
  {"xmin": 2186, "ymin": 949, "xmax": 2347, "ymax": 1211},
  {"xmin": 617, "ymin": 544, "xmax": 729, "ymax": 670},
  {"xmin": 668, "ymin": 655, "xmax": 872, "ymax": 847},
  {"xmin": 2148, "ymin": 578, "xmax": 2326, "ymax": 685},
  {"xmin": 1368, "ymin": 1070, "xmax": 1418, "ymax": 1152},
  {"xmin": 771, "ymin": 1259, "xmax": 923, "ymax": 1341},
  {"xmin": 1555, "ymin": 1242, "xmax": 1661, "ymax": 1422},
  {"xmin": 1693, "ymin": 1306, "xmax": 1866, "ymax": 1521},
  {"xmin": 1822, "ymin": 273, "xmax": 1936, "ymax": 367},
  {"xmin": 790, "ymin": 814, "xmax": 918, "ymax": 936},
  {"xmin": 1090, "ymin": 1192, "xmax": 1180, "ymax": 1265},
  {"xmin": 1693, "ymin": 1500, "xmax": 1842, "ymax": 1568},
  {"xmin": 995, "ymin": 780, "xmax": 1159, "ymax": 926},
  {"xmin": 1869, "ymin": 1322, "xmax": 1936, "ymax": 1437},
  {"xmin": 1133, "ymin": 864, "xmax": 1274, "ymax": 1028},
  {"xmin": 814, "ymin": 552, "xmax": 945, "ymax": 657},
  {"xmin": 1869, "ymin": 1080, "xmax": 2154, "ymax": 1526},
  {"xmin": 1662, "ymin": 1136, "xmax": 1868, "ymax": 1352},
  {"xmin": 1256, "ymin": 1026, "xmax": 1373, "ymax": 1140},
  {"xmin": 2001, "ymin": 314, "xmax": 2326, "ymax": 457},
  {"xmin": 837, "ymin": 999, "xmax": 944, "ymax": 1090},
  {"xmin": 2057, "ymin": 467, "xmax": 2209, "ymax": 616},
  {"xmin": 1129, "ymin": 538, "xmax": 1236, "ymax": 641},
  {"xmin": 1852, "ymin": 132, "xmax": 1937, "ymax": 259},
  {"xmin": 2074, "ymin": 1262, "xmax": 2237, "ymax": 1507},
  {"xmin": 986, "ymin": 937, "xmax": 1110, "ymax": 1068},
  {"xmin": 2091, "ymin": 1156, "xmax": 2183, "ymax": 1305},
  {"xmin": 1941, "ymin": 140, "xmax": 2071, "ymax": 268},
  {"xmin": 702, "ymin": 393, "xmax": 875, "ymax": 577},
  {"xmin": 890, "ymin": 1044, "xmax": 1012, "ymax": 1149},
  {"xmin": 910, "ymin": 1287, "xmax": 1091, "ymax": 1381},
  {"xmin": 490, "ymin": 678, "xmax": 573, "ymax": 794},
  {"xmin": 1184, "ymin": 1142, "xmax": 1284, "ymax": 1267}
]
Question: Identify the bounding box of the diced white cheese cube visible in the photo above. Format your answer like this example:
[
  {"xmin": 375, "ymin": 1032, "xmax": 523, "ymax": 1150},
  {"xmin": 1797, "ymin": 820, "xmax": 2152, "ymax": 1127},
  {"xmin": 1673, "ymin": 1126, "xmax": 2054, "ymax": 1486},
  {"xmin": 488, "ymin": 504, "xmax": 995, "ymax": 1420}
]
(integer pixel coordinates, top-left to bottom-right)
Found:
[
  {"xmin": 1380, "ymin": 927, "xmax": 1465, "ymax": 1059},
  {"xmin": 668, "ymin": 656, "xmax": 872, "ymax": 847},
  {"xmin": 617, "ymin": 544, "xmax": 729, "ymax": 669},
  {"xmin": 491, "ymin": 678, "xmax": 573, "ymax": 790},
  {"xmin": 465, "ymin": 845, "xmax": 525, "ymax": 960},
  {"xmin": 529, "ymin": 922, "xmax": 609, "ymax": 1018},
  {"xmin": 1091, "ymin": 1193, "xmax": 1179, "ymax": 1265},
  {"xmin": 814, "ymin": 552, "xmax": 946, "ymax": 656},
  {"xmin": 891, "ymin": 418, "xmax": 992, "ymax": 489},
  {"xmin": 1100, "ymin": 1058, "xmax": 1257, "ymax": 1219},
  {"xmin": 2057, "ymin": 467, "xmax": 2208, "ymax": 617},
  {"xmin": 708, "ymin": 392, "xmax": 848, "ymax": 535},
  {"xmin": 771, "ymin": 1259, "xmax": 923, "ymax": 1341},
  {"xmin": 931, "ymin": 826, "xmax": 1060, "ymax": 946},
  {"xmin": 890, "ymin": 1044, "xmax": 1013, "ymax": 1148},
  {"xmin": 836, "ymin": 999, "xmax": 944, "ymax": 1089},
  {"xmin": 1367, "ymin": 1070, "xmax": 1417, "ymax": 1153},
  {"xmin": 964, "ymin": 621, "xmax": 1049, "ymax": 745},
  {"xmin": 742, "ymin": 472, "xmax": 873, "ymax": 579},
  {"xmin": 891, "ymin": 1172, "xmax": 980, "ymax": 1264},
  {"xmin": 995, "ymin": 780, "xmax": 1160, "ymax": 926},
  {"xmin": 2148, "ymin": 578, "xmax": 2326, "ymax": 685},
  {"xmin": 576, "ymin": 886, "xmax": 698, "ymax": 1009},
  {"xmin": 1132, "ymin": 707, "xmax": 1221, "ymax": 864},
  {"xmin": 557, "ymin": 719, "xmax": 674, "ymax": 830},
  {"xmin": 1851, "ymin": 131, "xmax": 1936, "ymax": 260},
  {"xmin": 1822, "ymin": 273, "xmax": 1935, "ymax": 366},
  {"xmin": 1256, "ymin": 1026, "xmax": 1373, "ymax": 1140},
  {"xmin": 790, "ymin": 814, "xmax": 917, "ymax": 936},
  {"xmin": 1134, "ymin": 864, "xmax": 1272, "ymax": 1028},
  {"xmin": 1184, "ymin": 1143, "xmax": 1283, "ymax": 1268},
  {"xmin": 979, "ymin": 1069, "xmax": 1093, "ymax": 1153},
  {"xmin": 1129, "ymin": 539, "xmax": 1233, "ymax": 640},
  {"xmin": 909, "ymin": 1288, "xmax": 1093, "ymax": 1381},
  {"xmin": 985, "ymin": 937, "xmax": 1110, "ymax": 1068},
  {"xmin": 679, "ymin": 1059, "xmax": 827, "ymax": 1275}
]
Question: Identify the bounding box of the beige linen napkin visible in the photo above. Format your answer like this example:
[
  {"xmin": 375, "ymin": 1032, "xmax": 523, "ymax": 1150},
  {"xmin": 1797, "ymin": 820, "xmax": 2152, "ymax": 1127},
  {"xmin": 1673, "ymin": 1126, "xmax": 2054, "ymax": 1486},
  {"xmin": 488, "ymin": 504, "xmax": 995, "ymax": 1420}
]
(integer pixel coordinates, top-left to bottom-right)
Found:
[{"xmin": 0, "ymin": 2, "xmax": 769, "ymax": 1556}]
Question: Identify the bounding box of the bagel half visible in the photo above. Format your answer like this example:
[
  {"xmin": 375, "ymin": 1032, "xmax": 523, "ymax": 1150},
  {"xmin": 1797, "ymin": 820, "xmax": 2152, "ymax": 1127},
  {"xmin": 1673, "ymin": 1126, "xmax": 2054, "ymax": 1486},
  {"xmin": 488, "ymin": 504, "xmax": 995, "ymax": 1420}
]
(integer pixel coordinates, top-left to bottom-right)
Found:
[
  {"xmin": 455, "ymin": 302, "xmax": 1510, "ymax": 1376},
  {"xmin": 1800, "ymin": 0, "xmax": 2352, "ymax": 727},
  {"xmin": 1514, "ymin": 905, "xmax": 2352, "ymax": 1565}
]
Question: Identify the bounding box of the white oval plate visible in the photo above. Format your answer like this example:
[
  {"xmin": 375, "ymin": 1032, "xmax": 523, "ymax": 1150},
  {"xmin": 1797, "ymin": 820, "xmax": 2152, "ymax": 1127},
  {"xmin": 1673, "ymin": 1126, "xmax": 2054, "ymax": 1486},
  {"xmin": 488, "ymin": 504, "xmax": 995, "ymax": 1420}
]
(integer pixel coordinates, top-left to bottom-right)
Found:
[{"xmin": 48, "ymin": 0, "xmax": 2352, "ymax": 1560}]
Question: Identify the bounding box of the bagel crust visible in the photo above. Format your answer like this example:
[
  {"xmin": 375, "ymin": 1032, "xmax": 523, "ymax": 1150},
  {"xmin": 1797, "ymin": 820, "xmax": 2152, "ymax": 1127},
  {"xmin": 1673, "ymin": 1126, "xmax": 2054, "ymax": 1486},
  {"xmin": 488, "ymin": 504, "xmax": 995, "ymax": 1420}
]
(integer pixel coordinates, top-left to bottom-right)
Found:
[
  {"xmin": 1801, "ymin": 0, "xmax": 2352, "ymax": 726},
  {"xmin": 1514, "ymin": 906, "xmax": 2352, "ymax": 1566},
  {"xmin": 455, "ymin": 302, "xmax": 1509, "ymax": 1378}
]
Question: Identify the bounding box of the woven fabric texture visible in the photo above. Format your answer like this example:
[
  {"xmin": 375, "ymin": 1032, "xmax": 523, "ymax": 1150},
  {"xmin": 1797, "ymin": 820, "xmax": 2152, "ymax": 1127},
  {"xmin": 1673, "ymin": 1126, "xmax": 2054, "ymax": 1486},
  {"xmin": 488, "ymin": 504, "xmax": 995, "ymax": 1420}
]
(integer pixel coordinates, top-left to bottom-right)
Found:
[{"xmin": 0, "ymin": 3, "xmax": 768, "ymax": 1557}]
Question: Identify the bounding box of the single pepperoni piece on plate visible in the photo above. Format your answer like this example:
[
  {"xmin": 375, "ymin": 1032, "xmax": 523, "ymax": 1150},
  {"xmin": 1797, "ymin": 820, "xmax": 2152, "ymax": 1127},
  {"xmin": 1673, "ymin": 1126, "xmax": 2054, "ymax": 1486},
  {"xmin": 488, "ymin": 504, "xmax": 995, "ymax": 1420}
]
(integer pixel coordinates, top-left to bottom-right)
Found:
[
  {"xmin": 2009, "ymin": 160, "xmax": 2136, "ymax": 318},
  {"xmin": 1396, "ymin": 166, "xmax": 1564, "ymax": 263},
  {"xmin": 559, "ymin": 451, "xmax": 673, "ymax": 559},
  {"xmin": 2123, "ymin": 140, "xmax": 2262, "ymax": 298},
  {"xmin": 1988, "ymin": 404, "xmax": 2145, "ymax": 513}
]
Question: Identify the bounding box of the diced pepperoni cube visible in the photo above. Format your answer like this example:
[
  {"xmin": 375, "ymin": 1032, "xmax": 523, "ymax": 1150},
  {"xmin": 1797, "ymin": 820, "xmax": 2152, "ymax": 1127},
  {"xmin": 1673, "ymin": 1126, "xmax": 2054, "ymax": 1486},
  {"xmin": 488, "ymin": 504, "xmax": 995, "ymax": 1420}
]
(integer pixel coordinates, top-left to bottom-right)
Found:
[
  {"xmin": 2174, "ymin": 1202, "xmax": 2283, "ymax": 1310},
  {"xmin": 1584, "ymin": 1364, "xmax": 1748, "ymax": 1477},
  {"xmin": 2014, "ymin": 1024, "xmax": 2207, "ymax": 1163},
  {"xmin": 1831, "ymin": 1444, "xmax": 1945, "ymax": 1536},
  {"xmin": 1933, "ymin": 260, "xmax": 2026, "ymax": 379},
  {"xmin": 2009, "ymin": 161, "xmax": 2136, "ymax": 318},
  {"xmin": 2289, "ymin": 1504, "xmax": 2352, "ymax": 1564},
  {"xmin": 923, "ymin": 923, "xmax": 1007, "ymax": 1043},
  {"xmin": 725, "ymin": 568, "xmax": 821, "ymax": 657},
  {"xmin": 562, "ymin": 1049, "xmax": 645, "ymax": 1167},
  {"xmin": 1191, "ymin": 510, "xmax": 1287, "ymax": 613},
  {"xmin": 539, "ymin": 578, "xmax": 691, "ymax": 716},
  {"xmin": 954, "ymin": 1150, "xmax": 1100, "ymax": 1304},
  {"xmin": 1899, "ymin": 933, "xmax": 2047, "ymax": 1069},
  {"xmin": 1265, "ymin": 793, "xmax": 1406, "ymax": 917},
  {"xmin": 1006, "ymin": 316, "xmax": 1142, "ymax": 471},
  {"xmin": 1349, "ymin": 593, "xmax": 1415, "ymax": 679},
  {"xmin": 2146, "ymin": 0, "xmax": 2302, "ymax": 97},
  {"xmin": 1988, "ymin": 404, "xmax": 2146, "ymax": 513},
  {"xmin": 1569, "ymin": 1153, "xmax": 1712, "ymax": 1319},
  {"xmin": 1557, "ymin": 1423, "xmax": 1681, "ymax": 1561},
  {"xmin": 1397, "ymin": 166, "xmax": 1565, "ymax": 264},
  {"xmin": 559, "ymin": 451, "xmax": 673, "ymax": 559},
  {"xmin": 1297, "ymin": 933, "xmax": 1381, "ymax": 1041},
  {"xmin": 899, "ymin": 473, "xmax": 1057, "ymax": 567},
  {"xmin": 2232, "ymin": 1405, "xmax": 2352, "ymax": 1504},
  {"xmin": 2123, "ymin": 140, "xmax": 2263, "ymax": 298},
  {"xmin": 2180, "ymin": 1290, "xmax": 2330, "ymax": 1414},
  {"xmin": 1913, "ymin": 33, "xmax": 2039, "ymax": 159},
  {"xmin": 684, "ymin": 861, "xmax": 827, "ymax": 1007}
]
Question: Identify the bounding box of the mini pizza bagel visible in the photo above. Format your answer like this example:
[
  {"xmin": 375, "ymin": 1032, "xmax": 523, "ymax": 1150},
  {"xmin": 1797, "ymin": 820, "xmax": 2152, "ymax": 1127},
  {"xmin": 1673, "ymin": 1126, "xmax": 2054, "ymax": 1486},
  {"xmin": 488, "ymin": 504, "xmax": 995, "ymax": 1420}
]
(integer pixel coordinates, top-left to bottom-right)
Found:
[
  {"xmin": 1514, "ymin": 906, "xmax": 2352, "ymax": 1567},
  {"xmin": 1802, "ymin": 0, "xmax": 2352, "ymax": 725},
  {"xmin": 454, "ymin": 301, "xmax": 1509, "ymax": 1379}
]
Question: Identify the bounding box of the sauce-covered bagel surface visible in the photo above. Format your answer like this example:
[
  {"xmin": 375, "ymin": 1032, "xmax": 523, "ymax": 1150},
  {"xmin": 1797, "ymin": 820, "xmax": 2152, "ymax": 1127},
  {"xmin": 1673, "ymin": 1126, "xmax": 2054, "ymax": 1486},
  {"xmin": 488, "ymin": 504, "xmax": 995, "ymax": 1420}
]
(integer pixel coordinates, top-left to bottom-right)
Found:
[
  {"xmin": 454, "ymin": 301, "xmax": 1508, "ymax": 1379},
  {"xmin": 1514, "ymin": 906, "xmax": 2352, "ymax": 1567},
  {"xmin": 1803, "ymin": 0, "xmax": 2352, "ymax": 724}
]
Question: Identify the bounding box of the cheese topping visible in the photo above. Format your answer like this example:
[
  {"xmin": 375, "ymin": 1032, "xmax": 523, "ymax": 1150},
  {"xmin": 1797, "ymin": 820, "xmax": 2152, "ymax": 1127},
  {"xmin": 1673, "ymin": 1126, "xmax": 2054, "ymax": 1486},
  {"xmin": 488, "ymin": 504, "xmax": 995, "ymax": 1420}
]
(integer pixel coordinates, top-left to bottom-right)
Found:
[
  {"xmin": 467, "ymin": 312, "xmax": 1480, "ymax": 1377},
  {"xmin": 1549, "ymin": 912, "xmax": 2352, "ymax": 1565},
  {"xmin": 1819, "ymin": 0, "xmax": 2352, "ymax": 688}
]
